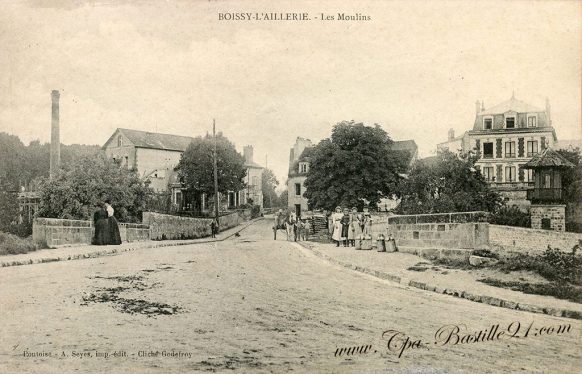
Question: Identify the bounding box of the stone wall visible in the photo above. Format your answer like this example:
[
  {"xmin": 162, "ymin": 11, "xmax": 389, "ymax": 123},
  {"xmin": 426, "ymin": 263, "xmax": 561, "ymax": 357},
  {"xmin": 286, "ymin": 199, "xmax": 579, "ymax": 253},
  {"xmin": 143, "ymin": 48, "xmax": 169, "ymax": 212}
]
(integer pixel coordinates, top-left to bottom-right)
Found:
[
  {"xmin": 530, "ymin": 204, "xmax": 566, "ymax": 232},
  {"xmin": 142, "ymin": 211, "xmax": 243, "ymax": 240},
  {"xmin": 489, "ymin": 224, "xmax": 582, "ymax": 254},
  {"xmin": 386, "ymin": 222, "xmax": 489, "ymax": 250},
  {"xmin": 33, "ymin": 218, "xmax": 150, "ymax": 247}
]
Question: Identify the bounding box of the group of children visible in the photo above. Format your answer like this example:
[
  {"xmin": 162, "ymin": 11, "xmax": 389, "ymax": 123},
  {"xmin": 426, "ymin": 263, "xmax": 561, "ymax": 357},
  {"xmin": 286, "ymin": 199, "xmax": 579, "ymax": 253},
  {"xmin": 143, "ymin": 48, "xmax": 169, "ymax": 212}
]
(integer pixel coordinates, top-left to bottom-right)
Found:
[
  {"xmin": 330, "ymin": 206, "xmax": 373, "ymax": 247},
  {"xmin": 294, "ymin": 217, "xmax": 312, "ymax": 241}
]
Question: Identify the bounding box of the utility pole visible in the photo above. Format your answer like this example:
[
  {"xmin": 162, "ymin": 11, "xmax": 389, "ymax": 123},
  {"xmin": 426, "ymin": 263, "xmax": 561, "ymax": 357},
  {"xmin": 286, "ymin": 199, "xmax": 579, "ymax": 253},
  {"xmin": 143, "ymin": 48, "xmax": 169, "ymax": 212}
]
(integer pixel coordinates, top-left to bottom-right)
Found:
[
  {"xmin": 213, "ymin": 119, "xmax": 220, "ymax": 233},
  {"xmin": 266, "ymin": 154, "xmax": 272, "ymax": 208}
]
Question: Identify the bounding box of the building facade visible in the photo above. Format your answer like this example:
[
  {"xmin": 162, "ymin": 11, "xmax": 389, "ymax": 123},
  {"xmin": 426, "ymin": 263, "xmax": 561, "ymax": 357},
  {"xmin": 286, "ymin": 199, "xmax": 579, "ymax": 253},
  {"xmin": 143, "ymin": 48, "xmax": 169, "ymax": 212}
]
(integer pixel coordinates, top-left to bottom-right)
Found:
[
  {"xmin": 287, "ymin": 137, "xmax": 314, "ymax": 216},
  {"xmin": 103, "ymin": 128, "xmax": 263, "ymax": 211},
  {"xmin": 103, "ymin": 128, "xmax": 194, "ymax": 193},
  {"xmin": 437, "ymin": 95, "xmax": 558, "ymax": 209}
]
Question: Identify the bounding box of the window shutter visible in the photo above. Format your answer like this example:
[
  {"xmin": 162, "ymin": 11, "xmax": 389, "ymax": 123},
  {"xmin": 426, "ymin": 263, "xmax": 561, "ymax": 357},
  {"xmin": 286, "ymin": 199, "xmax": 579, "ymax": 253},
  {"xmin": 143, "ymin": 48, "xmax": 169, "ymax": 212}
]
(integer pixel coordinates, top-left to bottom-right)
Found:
[
  {"xmin": 496, "ymin": 139, "xmax": 502, "ymax": 158},
  {"xmin": 475, "ymin": 139, "xmax": 481, "ymax": 153},
  {"xmin": 518, "ymin": 165, "xmax": 525, "ymax": 182},
  {"xmin": 496, "ymin": 165, "xmax": 503, "ymax": 181},
  {"xmin": 518, "ymin": 138, "xmax": 524, "ymax": 157},
  {"xmin": 541, "ymin": 136, "xmax": 547, "ymax": 150}
]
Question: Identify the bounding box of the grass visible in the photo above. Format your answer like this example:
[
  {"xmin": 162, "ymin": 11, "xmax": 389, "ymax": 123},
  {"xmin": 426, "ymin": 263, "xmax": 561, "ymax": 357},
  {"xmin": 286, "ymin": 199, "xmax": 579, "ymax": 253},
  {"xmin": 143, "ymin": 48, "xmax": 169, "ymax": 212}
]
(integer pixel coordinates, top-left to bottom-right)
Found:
[
  {"xmin": 0, "ymin": 231, "xmax": 39, "ymax": 256},
  {"xmin": 479, "ymin": 278, "xmax": 582, "ymax": 304}
]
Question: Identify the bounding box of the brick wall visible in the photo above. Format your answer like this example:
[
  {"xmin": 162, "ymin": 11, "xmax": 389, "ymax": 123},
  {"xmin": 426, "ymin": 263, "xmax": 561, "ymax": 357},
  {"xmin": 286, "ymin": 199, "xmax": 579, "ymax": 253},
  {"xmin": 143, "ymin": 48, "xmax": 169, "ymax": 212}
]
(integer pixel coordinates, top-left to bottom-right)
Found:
[
  {"xmin": 33, "ymin": 218, "xmax": 150, "ymax": 247},
  {"xmin": 530, "ymin": 204, "xmax": 566, "ymax": 232},
  {"xmin": 489, "ymin": 224, "xmax": 582, "ymax": 254},
  {"xmin": 142, "ymin": 211, "xmax": 243, "ymax": 240}
]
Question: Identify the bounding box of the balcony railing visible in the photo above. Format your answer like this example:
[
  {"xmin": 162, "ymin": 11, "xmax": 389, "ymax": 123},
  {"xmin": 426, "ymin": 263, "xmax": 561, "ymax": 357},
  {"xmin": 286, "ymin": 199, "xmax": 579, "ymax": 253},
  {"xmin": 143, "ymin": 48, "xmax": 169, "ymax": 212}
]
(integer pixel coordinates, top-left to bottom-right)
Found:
[
  {"xmin": 527, "ymin": 188, "xmax": 563, "ymax": 202},
  {"xmin": 505, "ymin": 153, "xmax": 516, "ymax": 158}
]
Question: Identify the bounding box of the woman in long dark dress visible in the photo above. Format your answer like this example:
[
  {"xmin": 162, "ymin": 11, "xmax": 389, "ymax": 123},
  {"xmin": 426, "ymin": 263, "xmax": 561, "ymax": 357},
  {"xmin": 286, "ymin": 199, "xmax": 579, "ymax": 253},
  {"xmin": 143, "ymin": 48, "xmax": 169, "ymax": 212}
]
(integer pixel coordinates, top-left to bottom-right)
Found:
[
  {"xmin": 92, "ymin": 205, "xmax": 109, "ymax": 245},
  {"xmin": 104, "ymin": 200, "xmax": 122, "ymax": 245}
]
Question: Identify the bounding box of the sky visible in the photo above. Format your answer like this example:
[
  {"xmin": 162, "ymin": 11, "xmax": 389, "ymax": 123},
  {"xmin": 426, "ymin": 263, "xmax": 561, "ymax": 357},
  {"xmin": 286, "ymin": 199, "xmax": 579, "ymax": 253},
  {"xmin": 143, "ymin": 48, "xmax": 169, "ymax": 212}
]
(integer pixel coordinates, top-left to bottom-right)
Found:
[{"xmin": 1, "ymin": 0, "xmax": 580, "ymax": 187}]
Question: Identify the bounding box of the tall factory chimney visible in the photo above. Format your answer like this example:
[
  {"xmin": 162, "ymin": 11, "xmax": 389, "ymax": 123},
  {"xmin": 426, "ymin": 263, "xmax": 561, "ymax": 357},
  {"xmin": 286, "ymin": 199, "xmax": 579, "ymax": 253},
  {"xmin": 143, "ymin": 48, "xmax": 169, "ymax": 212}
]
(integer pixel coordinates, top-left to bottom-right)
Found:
[{"xmin": 50, "ymin": 90, "xmax": 61, "ymax": 179}]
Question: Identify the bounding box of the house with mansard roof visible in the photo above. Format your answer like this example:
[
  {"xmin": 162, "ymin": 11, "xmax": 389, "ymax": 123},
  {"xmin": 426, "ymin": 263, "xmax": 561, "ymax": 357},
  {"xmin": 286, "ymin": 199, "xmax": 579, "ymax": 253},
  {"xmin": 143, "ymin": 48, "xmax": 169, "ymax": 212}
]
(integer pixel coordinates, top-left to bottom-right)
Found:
[{"xmin": 437, "ymin": 95, "xmax": 558, "ymax": 209}]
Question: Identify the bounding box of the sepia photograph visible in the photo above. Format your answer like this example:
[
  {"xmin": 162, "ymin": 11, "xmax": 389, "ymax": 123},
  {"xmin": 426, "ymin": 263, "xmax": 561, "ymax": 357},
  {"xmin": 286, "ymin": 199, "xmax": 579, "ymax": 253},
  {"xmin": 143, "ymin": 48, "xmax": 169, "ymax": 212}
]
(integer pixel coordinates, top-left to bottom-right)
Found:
[{"xmin": 0, "ymin": 0, "xmax": 581, "ymax": 372}]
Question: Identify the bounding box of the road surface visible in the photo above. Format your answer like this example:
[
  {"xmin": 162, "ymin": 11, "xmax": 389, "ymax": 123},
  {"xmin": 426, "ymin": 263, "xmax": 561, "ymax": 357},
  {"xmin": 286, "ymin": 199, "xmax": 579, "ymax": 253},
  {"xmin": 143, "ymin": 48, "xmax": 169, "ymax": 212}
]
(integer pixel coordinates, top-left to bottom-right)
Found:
[{"xmin": 1, "ymin": 219, "xmax": 580, "ymax": 373}]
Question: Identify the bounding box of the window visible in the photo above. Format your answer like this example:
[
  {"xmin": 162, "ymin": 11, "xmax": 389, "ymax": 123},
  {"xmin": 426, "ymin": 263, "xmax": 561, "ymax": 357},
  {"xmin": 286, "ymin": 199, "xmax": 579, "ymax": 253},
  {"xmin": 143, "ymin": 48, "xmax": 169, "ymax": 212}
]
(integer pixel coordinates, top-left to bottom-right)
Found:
[
  {"xmin": 483, "ymin": 142, "xmax": 494, "ymax": 159},
  {"xmin": 252, "ymin": 176, "xmax": 259, "ymax": 187},
  {"xmin": 299, "ymin": 162, "xmax": 308, "ymax": 173},
  {"xmin": 413, "ymin": 231, "xmax": 419, "ymax": 239},
  {"xmin": 526, "ymin": 141, "xmax": 538, "ymax": 157},
  {"xmin": 527, "ymin": 116, "xmax": 537, "ymax": 128},
  {"xmin": 295, "ymin": 183, "xmax": 301, "ymax": 196},
  {"xmin": 541, "ymin": 218, "xmax": 551, "ymax": 230},
  {"xmin": 124, "ymin": 156, "xmax": 129, "ymax": 167},
  {"xmin": 543, "ymin": 173, "xmax": 551, "ymax": 188},
  {"xmin": 525, "ymin": 169, "xmax": 534, "ymax": 182},
  {"xmin": 505, "ymin": 116, "xmax": 515, "ymax": 129},
  {"xmin": 505, "ymin": 141, "xmax": 516, "ymax": 158},
  {"xmin": 505, "ymin": 166, "xmax": 516, "ymax": 182},
  {"xmin": 483, "ymin": 167, "xmax": 494, "ymax": 181},
  {"xmin": 117, "ymin": 135, "xmax": 123, "ymax": 147},
  {"xmin": 483, "ymin": 118, "xmax": 492, "ymax": 130}
]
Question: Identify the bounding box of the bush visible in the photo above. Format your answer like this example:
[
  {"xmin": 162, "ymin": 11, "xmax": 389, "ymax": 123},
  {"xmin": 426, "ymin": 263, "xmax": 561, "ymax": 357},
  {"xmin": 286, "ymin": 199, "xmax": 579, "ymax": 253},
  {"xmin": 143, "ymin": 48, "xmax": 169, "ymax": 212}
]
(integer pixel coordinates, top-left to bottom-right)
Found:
[
  {"xmin": 0, "ymin": 231, "xmax": 39, "ymax": 256},
  {"xmin": 489, "ymin": 205, "xmax": 530, "ymax": 227},
  {"xmin": 250, "ymin": 204, "xmax": 261, "ymax": 219},
  {"xmin": 497, "ymin": 244, "xmax": 582, "ymax": 285},
  {"xmin": 4, "ymin": 221, "xmax": 33, "ymax": 238}
]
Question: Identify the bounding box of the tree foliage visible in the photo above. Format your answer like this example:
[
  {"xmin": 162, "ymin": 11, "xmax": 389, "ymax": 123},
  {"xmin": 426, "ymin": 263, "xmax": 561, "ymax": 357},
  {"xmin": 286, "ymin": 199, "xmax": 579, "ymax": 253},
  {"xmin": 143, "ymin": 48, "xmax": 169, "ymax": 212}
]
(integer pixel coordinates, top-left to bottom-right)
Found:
[
  {"xmin": 175, "ymin": 133, "xmax": 247, "ymax": 199},
  {"xmin": 556, "ymin": 148, "xmax": 582, "ymax": 232},
  {"xmin": 261, "ymin": 168, "xmax": 280, "ymax": 208},
  {"xmin": 303, "ymin": 121, "xmax": 408, "ymax": 210},
  {"xmin": 397, "ymin": 150, "xmax": 503, "ymax": 214},
  {"xmin": 0, "ymin": 132, "xmax": 100, "ymax": 191},
  {"xmin": 37, "ymin": 154, "xmax": 150, "ymax": 222}
]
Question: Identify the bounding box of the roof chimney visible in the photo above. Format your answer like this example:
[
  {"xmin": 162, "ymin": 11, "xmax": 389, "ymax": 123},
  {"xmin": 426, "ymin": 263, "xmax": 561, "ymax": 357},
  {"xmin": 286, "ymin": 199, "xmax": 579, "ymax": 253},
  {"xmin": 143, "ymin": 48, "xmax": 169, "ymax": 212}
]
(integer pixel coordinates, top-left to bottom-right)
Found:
[
  {"xmin": 546, "ymin": 98, "xmax": 551, "ymax": 125},
  {"xmin": 475, "ymin": 100, "xmax": 481, "ymax": 115},
  {"xmin": 481, "ymin": 101, "xmax": 485, "ymax": 112},
  {"xmin": 448, "ymin": 128, "xmax": 455, "ymax": 141},
  {"xmin": 50, "ymin": 90, "xmax": 61, "ymax": 180},
  {"xmin": 243, "ymin": 145, "xmax": 253, "ymax": 163}
]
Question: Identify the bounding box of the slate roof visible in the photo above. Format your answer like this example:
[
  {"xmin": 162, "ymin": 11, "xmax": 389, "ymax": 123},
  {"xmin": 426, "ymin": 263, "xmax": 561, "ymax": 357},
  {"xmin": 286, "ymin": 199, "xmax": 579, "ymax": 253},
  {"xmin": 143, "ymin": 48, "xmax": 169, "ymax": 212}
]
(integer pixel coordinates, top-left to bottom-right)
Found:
[
  {"xmin": 523, "ymin": 148, "xmax": 575, "ymax": 169},
  {"xmin": 480, "ymin": 96, "xmax": 543, "ymax": 115},
  {"xmin": 391, "ymin": 139, "xmax": 418, "ymax": 154},
  {"xmin": 113, "ymin": 128, "xmax": 195, "ymax": 152}
]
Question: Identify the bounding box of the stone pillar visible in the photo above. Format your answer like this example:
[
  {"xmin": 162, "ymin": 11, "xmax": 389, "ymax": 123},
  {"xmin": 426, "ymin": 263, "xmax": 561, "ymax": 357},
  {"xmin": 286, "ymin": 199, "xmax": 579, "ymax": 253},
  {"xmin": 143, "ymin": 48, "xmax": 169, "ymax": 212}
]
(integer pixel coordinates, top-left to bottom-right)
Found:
[
  {"xmin": 530, "ymin": 204, "xmax": 566, "ymax": 232},
  {"xmin": 50, "ymin": 90, "xmax": 60, "ymax": 179}
]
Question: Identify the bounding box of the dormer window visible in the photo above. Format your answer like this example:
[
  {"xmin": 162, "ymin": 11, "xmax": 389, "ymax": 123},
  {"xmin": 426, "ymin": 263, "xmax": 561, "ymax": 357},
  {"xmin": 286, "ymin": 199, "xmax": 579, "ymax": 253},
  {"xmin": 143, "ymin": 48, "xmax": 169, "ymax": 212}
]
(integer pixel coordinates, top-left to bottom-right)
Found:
[
  {"xmin": 483, "ymin": 117, "xmax": 493, "ymax": 130},
  {"xmin": 299, "ymin": 162, "xmax": 309, "ymax": 173},
  {"xmin": 527, "ymin": 115, "xmax": 537, "ymax": 128},
  {"xmin": 505, "ymin": 116, "xmax": 515, "ymax": 129},
  {"xmin": 118, "ymin": 135, "xmax": 123, "ymax": 147}
]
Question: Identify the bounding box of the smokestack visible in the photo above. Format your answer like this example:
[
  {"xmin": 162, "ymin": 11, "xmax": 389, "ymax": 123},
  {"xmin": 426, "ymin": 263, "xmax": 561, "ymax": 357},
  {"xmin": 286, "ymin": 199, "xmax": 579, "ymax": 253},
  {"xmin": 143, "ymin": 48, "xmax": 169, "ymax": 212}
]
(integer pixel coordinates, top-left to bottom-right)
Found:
[{"xmin": 50, "ymin": 90, "xmax": 60, "ymax": 179}]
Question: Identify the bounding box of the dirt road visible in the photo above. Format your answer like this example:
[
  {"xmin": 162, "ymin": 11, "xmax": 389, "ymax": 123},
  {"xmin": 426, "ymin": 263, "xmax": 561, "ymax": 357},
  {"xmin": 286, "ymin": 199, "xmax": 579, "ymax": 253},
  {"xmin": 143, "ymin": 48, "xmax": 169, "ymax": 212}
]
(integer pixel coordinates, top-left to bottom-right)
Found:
[{"xmin": 1, "ymin": 219, "xmax": 580, "ymax": 373}]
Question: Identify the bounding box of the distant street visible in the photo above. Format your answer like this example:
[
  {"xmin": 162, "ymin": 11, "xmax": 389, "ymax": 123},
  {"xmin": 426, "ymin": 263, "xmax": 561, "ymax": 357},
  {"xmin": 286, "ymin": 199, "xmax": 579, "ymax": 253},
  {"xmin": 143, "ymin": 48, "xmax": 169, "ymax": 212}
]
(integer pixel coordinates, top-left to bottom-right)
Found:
[{"xmin": 1, "ymin": 219, "xmax": 580, "ymax": 373}]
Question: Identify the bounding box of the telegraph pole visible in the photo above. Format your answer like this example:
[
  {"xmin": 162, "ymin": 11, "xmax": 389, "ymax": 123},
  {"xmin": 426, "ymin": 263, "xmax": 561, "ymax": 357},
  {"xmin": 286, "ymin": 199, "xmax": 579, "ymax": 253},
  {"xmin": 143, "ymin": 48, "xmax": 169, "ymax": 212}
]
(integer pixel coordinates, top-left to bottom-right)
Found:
[{"xmin": 213, "ymin": 119, "xmax": 220, "ymax": 233}]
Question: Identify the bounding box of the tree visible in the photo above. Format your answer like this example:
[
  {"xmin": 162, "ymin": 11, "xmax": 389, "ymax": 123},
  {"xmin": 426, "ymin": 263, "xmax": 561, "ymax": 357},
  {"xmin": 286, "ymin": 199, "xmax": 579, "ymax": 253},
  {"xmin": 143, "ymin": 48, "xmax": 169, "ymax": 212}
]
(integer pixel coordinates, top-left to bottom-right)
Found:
[
  {"xmin": 37, "ymin": 154, "xmax": 151, "ymax": 222},
  {"xmin": 279, "ymin": 189, "xmax": 288, "ymax": 208},
  {"xmin": 556, "ymin": 148, "xmax": 582, "ymax": 232},
  {"xmin": 397, "ymin": 150, "xmax": 503, "ymax": 214},
  {"xmin": 261, "ymin": 168, "xmax": 280, "ymax": 208},
  {"xmin": 175, "ymin": 133, "xmax": 246, "ymax": 211},
  {"xmin": 303, "ymin": 121, "xmax": 408, "ymax": 210},
  {"xmin": 0, "ymin": 132, "xmax": 27, "ymax": 190}
]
